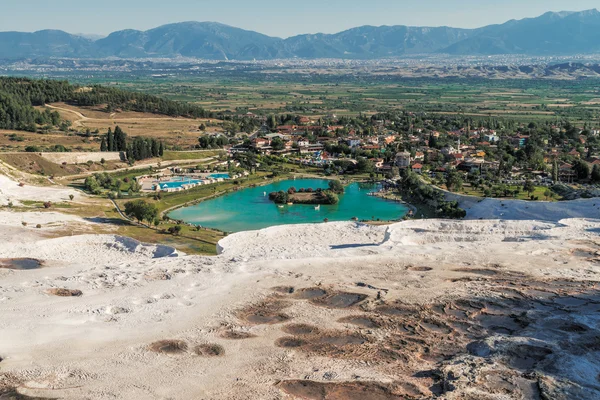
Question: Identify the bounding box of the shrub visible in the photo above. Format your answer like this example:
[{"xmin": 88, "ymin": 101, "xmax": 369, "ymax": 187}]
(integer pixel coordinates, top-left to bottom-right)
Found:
[
  {"xmin": 167, "ymin": 225, "xmax": 183, "ymax": 235},
  {"xmin": 36, "ymin": 224, "xmax": 42, "ymax": 229},
  {"xmin": 43, "ymin": 201, "xmax": 52, "ymax": 209}
]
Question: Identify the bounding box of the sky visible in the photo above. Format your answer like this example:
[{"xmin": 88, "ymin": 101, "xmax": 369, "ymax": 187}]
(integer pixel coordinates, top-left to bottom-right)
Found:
[{"xmin": 1, "ymin": 0, "xmax": 598, "ymax": 38}]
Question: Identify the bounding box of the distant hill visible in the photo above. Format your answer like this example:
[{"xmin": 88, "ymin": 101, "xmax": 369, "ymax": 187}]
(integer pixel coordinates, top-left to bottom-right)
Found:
[{"xmin": 1, "ymin": 9, "xmax": 600, "ymax": 60}]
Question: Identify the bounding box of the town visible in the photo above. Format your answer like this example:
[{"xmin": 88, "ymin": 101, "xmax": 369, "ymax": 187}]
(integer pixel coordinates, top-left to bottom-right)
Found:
[{"xmin": 198, "ymin": 111, "xmax": 600, "ymax": 201}]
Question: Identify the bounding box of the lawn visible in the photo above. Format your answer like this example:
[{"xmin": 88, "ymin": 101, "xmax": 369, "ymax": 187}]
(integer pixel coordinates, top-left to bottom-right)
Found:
[{"xmin": 162, "ymin": 150, "xmax": 225, "ymax": 161}]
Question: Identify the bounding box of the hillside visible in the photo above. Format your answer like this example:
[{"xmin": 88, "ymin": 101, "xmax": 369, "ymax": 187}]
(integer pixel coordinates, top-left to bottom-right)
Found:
[
  {"xmin": 0, "ymin": 10, "xmax": 600, "ymax": 60},
  {"xmin": 0, "ymin": 77, "xmax": 209, "ymax": 132}
]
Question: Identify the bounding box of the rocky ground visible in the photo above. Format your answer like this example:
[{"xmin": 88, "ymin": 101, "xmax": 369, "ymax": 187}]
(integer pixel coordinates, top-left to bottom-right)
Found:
[{"xmin": 1, "ymin": 174, "xmax": 600, "ymax": 399}]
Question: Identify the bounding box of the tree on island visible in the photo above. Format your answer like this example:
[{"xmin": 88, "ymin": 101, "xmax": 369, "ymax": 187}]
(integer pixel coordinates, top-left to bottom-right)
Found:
[
  {"xmin": 328, "ymin": 180, "xmax": 344, "ymax": 194},
  {"xmin": 324, "ymin": 191, "xmax": 339, "ymax": 205}
]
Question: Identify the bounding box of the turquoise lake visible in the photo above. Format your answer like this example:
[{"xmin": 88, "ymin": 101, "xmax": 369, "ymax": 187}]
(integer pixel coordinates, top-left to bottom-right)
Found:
[{"xmin": 168, "ymin": 179, "xmax": 408, "ymax": 232}]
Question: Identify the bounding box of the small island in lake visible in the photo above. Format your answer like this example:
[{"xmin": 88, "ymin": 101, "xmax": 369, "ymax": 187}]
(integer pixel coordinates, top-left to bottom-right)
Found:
[{"xmin": 269, "ymin": 180, "xmax": 344, "ymax": 205}]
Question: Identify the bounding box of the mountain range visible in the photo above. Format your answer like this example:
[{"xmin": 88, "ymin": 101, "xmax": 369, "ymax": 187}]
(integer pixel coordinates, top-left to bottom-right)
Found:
[{"xmin": 1, "ymin": 9, "xmax": 600, "ymax": 60}]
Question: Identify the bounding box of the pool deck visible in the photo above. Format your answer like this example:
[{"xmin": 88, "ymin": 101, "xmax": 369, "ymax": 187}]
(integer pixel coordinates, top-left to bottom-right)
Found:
[{"xmin": 138, "ymin": 172, "xmax": 248, "ymax": 192}]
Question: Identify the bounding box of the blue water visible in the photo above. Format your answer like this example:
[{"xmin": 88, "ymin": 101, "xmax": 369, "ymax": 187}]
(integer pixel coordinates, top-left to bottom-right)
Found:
[
  {"xmin": 159, "ymin": 179, "xmax": 202, "ymax": 189},
  {"xmin": 208, "ymin": 173, "xmax": 230, "ymax": 179},
  {"xmin": 169, "ymin": 178, "xmax": 408, "ymax": 232}
]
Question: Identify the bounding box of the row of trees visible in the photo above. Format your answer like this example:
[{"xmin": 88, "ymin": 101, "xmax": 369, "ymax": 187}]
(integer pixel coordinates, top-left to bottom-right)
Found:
[
  {"xmin": 198, "ymin": 135, "xmax": 229, "ymax": 149},
  {"xmin": 99, "ymin": 126, "xmax": 164, "ymax": 162},
  {"xmin": 100, "ymin": 126, "xmax": 127, "ymax": 152},
  {"xmin": 126, "ymin": 137, "xmax": 165, "ymax": 161}
]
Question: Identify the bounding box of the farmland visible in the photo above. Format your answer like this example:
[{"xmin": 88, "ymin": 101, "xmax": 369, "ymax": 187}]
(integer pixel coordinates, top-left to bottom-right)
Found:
[{"xmin": 76, "ymin": 76, "xmax": 600, "ymax": 124}]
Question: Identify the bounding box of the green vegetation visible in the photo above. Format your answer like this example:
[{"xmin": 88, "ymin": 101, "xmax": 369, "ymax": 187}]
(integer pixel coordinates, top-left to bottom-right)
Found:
[
  {"xmin": 69, "ymin": 76, "xmax": 600, "ymax": 123},
  {"xmin": 123, "ymin": 200, "xmax": 159, "ymax": 225},
  {"xmin": 398, "ymin": 170, "xmax": 466, "ymax": 219},
  {"xmin": 0, "ymin": 77, "xmax": 211, "ymax": 133},
  {"xmin": 161, "ymin": 150, "xmax": 225, "ymax": 161},
  {"xmin": 269, "ymin": 186, "xmax": 339, "ymax": 205}
]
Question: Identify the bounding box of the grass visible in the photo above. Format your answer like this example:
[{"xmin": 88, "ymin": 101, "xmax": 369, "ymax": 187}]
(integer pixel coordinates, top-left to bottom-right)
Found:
[
  {"xmin": 457, "ymin": 185, "xmax": 559, "ymax": 201},
  {"xmin": 162, "ymin": 150, "xmax": 225, "ymax": 161}
]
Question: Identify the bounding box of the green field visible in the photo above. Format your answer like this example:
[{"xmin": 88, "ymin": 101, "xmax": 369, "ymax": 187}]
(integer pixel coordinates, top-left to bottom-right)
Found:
[{"xmin": 67, "ymin": 76, "xmax": 600, "ymax": 123}]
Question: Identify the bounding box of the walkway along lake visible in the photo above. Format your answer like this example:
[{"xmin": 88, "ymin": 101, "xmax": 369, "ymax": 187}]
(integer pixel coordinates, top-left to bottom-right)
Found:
[{"xmin": 168, "ymin": 179, "xmax": 409, "ymax": 232}]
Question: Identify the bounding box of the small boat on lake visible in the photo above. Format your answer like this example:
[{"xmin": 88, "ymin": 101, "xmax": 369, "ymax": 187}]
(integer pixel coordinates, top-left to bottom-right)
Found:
[{"xmin": 314, "ymin": 205, "xmax": 320, "ymax": 210}]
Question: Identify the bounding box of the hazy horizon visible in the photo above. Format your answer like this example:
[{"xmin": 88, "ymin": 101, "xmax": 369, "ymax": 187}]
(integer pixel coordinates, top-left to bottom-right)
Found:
[{"xmin": 1, "ymin": 0, "xmax": 598, "ymax": 38}]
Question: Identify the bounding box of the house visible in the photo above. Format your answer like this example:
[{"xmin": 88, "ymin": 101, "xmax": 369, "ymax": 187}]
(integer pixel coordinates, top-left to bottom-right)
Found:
[
  {"xmin": 411, "ymin": 163, "xmax": 423, "ymax": 174},
  {"xmin": 293, "ymin": 136, "xmax": 310, "ymax": 147},
  {"xmin": 384, "ymin": 135, "xmax": 397, "ymax": 145},
  {"xmin": 484, "ymin": 133, "xmax": 500, "ymax": 143},
  {"xmin": 441, "ymin": 146, "xmax": 458, "ymax": 156},
  {"xmin": 559, "ymin": 163, "xmax": 576, "ymax": 183},
  {"xmin": 361, "ymin": 144, "xmax": 380, "ymax": 151},
  {"xmin": 511, "ymin": 135, "xmax": 528, "ymax": 148},
  {"xmin": 414, "ymin": 152, "xmax": 425, "ymax": 161},
  {"xmin": 395, "ymin": 151, "xmax": 411, "ymax": 168},
  {"xmin": 264, "ymin": 133, "xmax": 287, "ymax": 140},
  {"xmin": 458, "ymin": 160, "xmax": 484, "ymax": 173},
  {"xmin": 568, "ymin": 149, "xmax": 581, "ymax": 158},
  {"xmin": 252, "ymin": 138, "xmax": 270, "ymax": 148},
  {"xmin": 451, "ymin": 153, "xmax": 465, "ymax": 162},
  {"xmin": 347, "ymin": 137, "xmax": 362, "ymax": 148}
]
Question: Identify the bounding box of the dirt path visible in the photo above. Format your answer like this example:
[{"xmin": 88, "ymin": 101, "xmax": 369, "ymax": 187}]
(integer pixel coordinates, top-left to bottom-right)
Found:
[
  {"xmin": 54, "ymin": 157, "xmax": 217, "ymax": 181},
  {"xmin": 45, "ymin": 104, "xmax": 89, "ymax": 128}
]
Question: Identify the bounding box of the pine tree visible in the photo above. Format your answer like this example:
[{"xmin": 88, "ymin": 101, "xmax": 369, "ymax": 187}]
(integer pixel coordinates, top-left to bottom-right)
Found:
[
  {"xmin": 114, "ymin": 126, "xmax": 127, "ymax": 152},
  {"xmin": 100, "ymin": 137, "xmax": 107, "ymax": 152},
  {"xmin": 107, "ymin": 128, "xmax": 114, "ymax": 152},
  {"xmin": 159, "ymin": 141, "xmax": 164, "ymax": 157}
]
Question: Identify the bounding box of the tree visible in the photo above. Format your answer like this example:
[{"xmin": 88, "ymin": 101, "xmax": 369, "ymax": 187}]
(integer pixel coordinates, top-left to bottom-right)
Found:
[
  {"xmin": 356, "ymin": 157, "xmax": 374, "ymax": 173},
  {"xmin": 267, "ymin": 115, "xmax": 278, "ymax": 130},
  {"xmin": 328, "ymin": 180, "xmax": 344, "ymax": 194},
  {"xmin": 114, "ymin": 126, "xmax": 127, "ymax": 151},
  {"xmin": 573, "ymin": 160, "xmax": 591, "ymax": 180},
  {"xmin": 84, "ymin": 176, "xmax": 102, "ymax": 195},
  {"xmin": 107, "ymin": 128, "xmax": 114, "ymax": 151},
  {"xmin": 523, "ymin": 180, "xmax": 535, "ymax": 197},
  {"xmin": 271, "ymin": 137, "xmax": 285, "ymax": 151},
  {"xmin": 168, "ymin": 225, "xmax": 183, "ymax": 235},
  {"xmin": 124, "ymin": 200, "xmax": 158, "ymax": 225},
  {"xmin": 592, "ymin": 164, "xmax": 600, "ymax": 183},
  {"xmin": 100, "ymin": 137, "xmax": 107, "ymax": 152},
  {"xmin": 551, "ymin": 159, "xmax": 559, "ymax": 183},
  {"xmin": 446, "ymin": 169, "xmax": 463, "ymax": 192}
]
